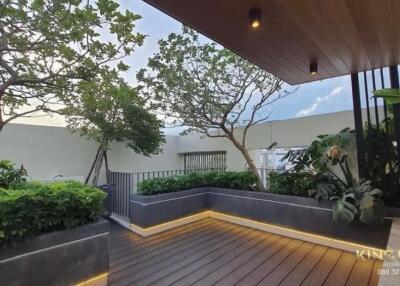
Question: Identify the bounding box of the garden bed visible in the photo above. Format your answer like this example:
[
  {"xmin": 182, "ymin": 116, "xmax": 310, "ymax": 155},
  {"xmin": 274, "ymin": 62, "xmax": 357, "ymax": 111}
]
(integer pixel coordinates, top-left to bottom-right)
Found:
[
  {"xmin": 0, "ymin": 219, "xmax": 109, "ymax": 286},
  {"xmin": 130, "ymin": 187, "xmax": 393, "ymax": 250}
]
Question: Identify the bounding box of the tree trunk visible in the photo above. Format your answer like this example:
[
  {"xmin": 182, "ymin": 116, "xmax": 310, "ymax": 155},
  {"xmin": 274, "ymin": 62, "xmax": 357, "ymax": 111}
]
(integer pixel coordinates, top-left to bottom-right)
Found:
[
  {"xmin": 104, "ymin": 150, "xmax": 109, "ymax": 185},
  {"xmin": 223, "ymin": 131, "xmax": 264, "ymax": 191},
  {"xmin": 91, "ymin": 140, "xmax": 108, "ymax": 186},
  {"xmin": 85, "ymin": 145, "xmax": 102, "ymax": 184},
  {"xmin": 239, "ymin": 146, "xmax": 264, "ymax": 191},
  {"xmin": 0, "ymin": 109, "xmax": 4, "ymax": 134},
  {"xmin": 86, "ymin": 139, "xmax": 108, "ymax": 186}
]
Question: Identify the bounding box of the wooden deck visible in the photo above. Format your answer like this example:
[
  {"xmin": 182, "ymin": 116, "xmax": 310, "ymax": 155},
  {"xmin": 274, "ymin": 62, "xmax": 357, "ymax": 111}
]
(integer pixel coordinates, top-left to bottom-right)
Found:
[{"xmin": 109, "ymin": 218, "xmax": 382, "ymax": 286}]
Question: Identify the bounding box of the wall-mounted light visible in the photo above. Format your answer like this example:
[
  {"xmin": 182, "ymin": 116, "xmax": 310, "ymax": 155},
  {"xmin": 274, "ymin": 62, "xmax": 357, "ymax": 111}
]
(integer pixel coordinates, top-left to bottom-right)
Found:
[
  {"xmin": 310, "ymin": 62, "xmax": 318, "ymax": 75},
  {"xmin": 249, "ymin": 8, "xmax": 261, "ymax": 29}
]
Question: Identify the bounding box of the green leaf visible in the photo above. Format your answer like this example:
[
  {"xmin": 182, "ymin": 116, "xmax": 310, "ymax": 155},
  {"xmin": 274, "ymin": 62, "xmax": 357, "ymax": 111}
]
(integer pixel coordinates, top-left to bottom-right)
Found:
[
  {"xmin": 333, "ymin": 199, "xmax": 357, "ymax": 224},
  {"xmin": 373, "ymin": 89, "xmax": 400, "ymax": 104},
  {"xmin": 359, "ymin": 195, "xmax": 385, "ymax": 224}
]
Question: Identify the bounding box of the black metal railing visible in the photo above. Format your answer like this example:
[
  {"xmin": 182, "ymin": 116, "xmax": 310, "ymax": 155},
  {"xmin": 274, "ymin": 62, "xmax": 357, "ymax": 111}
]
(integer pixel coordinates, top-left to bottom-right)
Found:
[
  {"xmin": 352, "ymin": 66, "xmax": 400, "ymax": 177},
  {"xmin": 107, "ymin": 167, "xmax": 224, "ymax": 217}
]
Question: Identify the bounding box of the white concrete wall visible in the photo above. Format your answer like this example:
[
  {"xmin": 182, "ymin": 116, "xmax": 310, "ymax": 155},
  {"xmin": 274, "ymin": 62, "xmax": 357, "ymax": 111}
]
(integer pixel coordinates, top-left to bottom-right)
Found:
[
  {"xmin": 0, "ymin": 124, "xmax": 99, "ymax": 182},
  {"xmin": 176, "ymin": 109, "xmax": 367, "ymax": 170},
  {"xmin": 107, "ymin": 136, "xmax": 183, "ymax": 173},
  {"xmin": 0, "ymin": 109, "xmax": 379, "ymax": 181},
  {"xmin": 0, "ymin": 124, "xmax": 182, "ymax": 182}
]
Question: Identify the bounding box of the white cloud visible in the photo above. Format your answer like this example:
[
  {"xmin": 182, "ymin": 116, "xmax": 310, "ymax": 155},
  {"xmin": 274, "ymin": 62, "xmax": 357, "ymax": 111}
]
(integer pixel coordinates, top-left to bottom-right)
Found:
[
  {"xmin": 296, "ymin": 85, "xmax": 344, "ymax": 117},
  {"xmin": 331, "ymin": 86, "xmax": 344, "ymax": 96}
]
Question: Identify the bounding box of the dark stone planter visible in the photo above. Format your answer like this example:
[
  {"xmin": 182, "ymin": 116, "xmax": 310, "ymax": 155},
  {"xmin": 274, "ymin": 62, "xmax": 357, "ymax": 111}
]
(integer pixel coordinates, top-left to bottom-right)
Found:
[
  {"xmin": 0, "ymin": 219, "xmax": 109, "ymax": 286},
  {"xmin": 130, "ymin": 188, "xmax": 208, "ymax": 227},
  {"xmin": 130, "ymin": 188, "xmax": 392, "ymax": 249}
]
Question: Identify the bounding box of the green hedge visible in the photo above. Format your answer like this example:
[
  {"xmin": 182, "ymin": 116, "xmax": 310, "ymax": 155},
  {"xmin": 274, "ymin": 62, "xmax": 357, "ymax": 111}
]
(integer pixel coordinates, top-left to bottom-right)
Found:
[
  {"xmin": 0, "ymin": 181, "xmax": 106, "ymax": 246},
  {"xmin": 267, "ymin": 171, "xmax": 316, "ymax": 197},
  {"xmin": 137, "ymin": 171, "xmax": 257, "ymax": 195}
]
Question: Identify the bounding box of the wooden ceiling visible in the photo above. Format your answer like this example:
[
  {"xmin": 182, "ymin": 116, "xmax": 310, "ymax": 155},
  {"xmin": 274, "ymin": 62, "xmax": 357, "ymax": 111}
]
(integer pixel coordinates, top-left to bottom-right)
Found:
[{"xmin": 143, "ymin": 0, "xmax": 400, "ymax": 85}]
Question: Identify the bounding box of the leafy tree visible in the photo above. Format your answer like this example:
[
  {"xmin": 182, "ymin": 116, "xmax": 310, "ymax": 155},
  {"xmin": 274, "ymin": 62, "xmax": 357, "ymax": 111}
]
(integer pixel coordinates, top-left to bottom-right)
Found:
[
  {"xmin": 0, "ymin": 0, "xmax": 144, "ymax": 132},
  {"xmin": 63, "ymin": 73, "xmax": 165, "ymax": 185},
  {"xmin": 137, "ymin": 27, "xmax": 289, "ymax": 191}
]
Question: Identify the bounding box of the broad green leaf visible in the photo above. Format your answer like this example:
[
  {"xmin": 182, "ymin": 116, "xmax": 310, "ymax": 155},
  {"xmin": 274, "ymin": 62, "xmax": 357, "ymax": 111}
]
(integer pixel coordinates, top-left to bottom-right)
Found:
[{"xmin": 373, "ymin": 89, "xmax": 400, "ymax": 104}]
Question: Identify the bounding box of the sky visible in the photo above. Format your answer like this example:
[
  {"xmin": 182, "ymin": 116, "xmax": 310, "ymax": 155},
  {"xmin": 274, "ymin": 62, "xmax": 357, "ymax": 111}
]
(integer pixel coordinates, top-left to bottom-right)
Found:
[{"xmin": 15, "ymin": 1, "xmax": 358, "ymax": 134}]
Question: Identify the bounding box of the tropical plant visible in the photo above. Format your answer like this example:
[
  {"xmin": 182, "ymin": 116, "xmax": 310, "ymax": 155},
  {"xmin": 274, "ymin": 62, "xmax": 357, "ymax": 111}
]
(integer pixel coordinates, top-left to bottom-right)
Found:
[
  {"xmin": 63, "ymin": 75, "xmax": 165, "ymax": 185},
  {"xmin": 373, "ymin": 88, "xmax": 400, "ymax": 104},
  {"xmin": 0, "ymin": 160, "xmax": 27, "ymax": 189},
  {"xmin": 310, "ymin": 178, "xmax": 384, "ymax": 225},
  {"xmin": 137, "ymin": 26, "xmax": 293, "ymax": 191},
  {"xmin": 364, "ymin": 119, "xmax": 399, "ymax": 205},
  {"xmin": 284, "ymin": 128, "xmax": 385, "ymax": 224},
  {"xmin": 281, "ymin": 127, "xmax": 354, "ymax": 176},
  {"xmin": 0, "ymin": 0, "xmax": 144, "ymax": 132}
]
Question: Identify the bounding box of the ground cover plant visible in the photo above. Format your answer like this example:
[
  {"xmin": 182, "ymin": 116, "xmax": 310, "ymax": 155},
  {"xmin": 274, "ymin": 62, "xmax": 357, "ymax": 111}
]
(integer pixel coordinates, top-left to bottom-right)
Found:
[
  {"xmin": 137, "ymin": 171, "xmax": 256, "ymax": 195},
  {"xmin": 267, "ymin": 171, "xmax": 317, "ymax": 197}
]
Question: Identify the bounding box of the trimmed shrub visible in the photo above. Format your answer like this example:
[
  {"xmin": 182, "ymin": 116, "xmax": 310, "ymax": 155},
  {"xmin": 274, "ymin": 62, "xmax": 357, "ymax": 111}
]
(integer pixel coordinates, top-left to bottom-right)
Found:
[
  {"xmin": 0, "ymin": 181, "xmax": 106, "ymax": 246},
  {"xmin": 267, "ymin": 171, "xmax": 317, "ymax": 197},
  {"xmin": 137, "ymin": 171, "xmax": 257, "ymax": 195}
]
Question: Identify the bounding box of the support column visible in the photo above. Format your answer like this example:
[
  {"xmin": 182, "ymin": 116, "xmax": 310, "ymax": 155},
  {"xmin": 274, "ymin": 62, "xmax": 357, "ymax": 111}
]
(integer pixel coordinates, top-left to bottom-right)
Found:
[
  {"xmin": 389, "ymin": 65, "xmax": 400, "ymax": 160},
  {"xmin": 351, "ymin": 72, "xmax": 367, "ymax": 178}
]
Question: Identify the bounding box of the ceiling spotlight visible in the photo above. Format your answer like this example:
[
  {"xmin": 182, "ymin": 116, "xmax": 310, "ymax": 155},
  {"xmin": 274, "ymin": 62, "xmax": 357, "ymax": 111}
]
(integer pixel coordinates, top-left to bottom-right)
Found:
[
  {"xmin": 249, "ymin": 8, "xmax": 261, "ymax": 29},
  {"xmin": 310, "ymin": 62, "xmax": 318, "ymax": 75}
]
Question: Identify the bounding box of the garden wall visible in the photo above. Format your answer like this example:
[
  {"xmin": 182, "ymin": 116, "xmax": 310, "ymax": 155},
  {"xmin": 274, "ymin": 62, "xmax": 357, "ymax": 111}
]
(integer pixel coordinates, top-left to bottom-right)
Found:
[
  {"xmin": 130, "ymin": 188, "xmax": 392, "ymax": 250},
  {"xmin": 0, "ymin": 220, "xmax": 109, "ymax": 286}
]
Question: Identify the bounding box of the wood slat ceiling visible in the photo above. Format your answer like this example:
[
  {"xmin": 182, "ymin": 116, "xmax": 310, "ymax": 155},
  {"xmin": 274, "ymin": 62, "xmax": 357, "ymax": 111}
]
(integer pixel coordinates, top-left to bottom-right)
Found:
[{"xmin": 143, "ymin": 0, "xmax": 400, "ymax": 85}]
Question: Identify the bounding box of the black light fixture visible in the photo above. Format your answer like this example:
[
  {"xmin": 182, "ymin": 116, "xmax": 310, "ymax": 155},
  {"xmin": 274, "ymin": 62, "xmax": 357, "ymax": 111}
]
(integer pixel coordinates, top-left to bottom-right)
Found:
[
  {"xmin": 310, "ymin": 62, "xmax": 318, "ymax": 75},
  {"xmin": 249, "ymin": 8, "xmax": 261, "ymax": 29}
]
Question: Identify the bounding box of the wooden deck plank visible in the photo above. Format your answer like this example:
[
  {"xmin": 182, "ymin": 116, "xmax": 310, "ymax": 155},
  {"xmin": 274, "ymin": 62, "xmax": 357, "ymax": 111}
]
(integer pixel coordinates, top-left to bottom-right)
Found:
[
  {"xmin": 279, "ymin": 245, "xmax": 328, "ymax": 286},
  {"xmin": 257, "ymin": 242, "xmax": 315, "ymax": 286},
  {"xmin": 182, "ymin": 235, "xmax": 281, "ymax": 286},
  {"xmin": 346, "ymin": 257, "xmax": 374, "ymax": 286},
  {"xmin": 301, "ymin": 248, "xmax": 342, "ymax": 286},
  {"xmin": 110, "ymin": 222, "xmax": 209, "ymax": 258},
  {"xmin": 368, "ymin": 260, "xmax": 383, "ymax": 286},
  {"xmin": 110, "ymin": 219, "xmax": 217, "ymax": 259},
  {"xmin": 111, "ymin": 220, "xmax": 223, "ymax": 267},
  {"xmin": 110, "ymin": 221, "xmax": 214, "ymax": 260},
  {"xmin": 151, "ymin": 230, "xmax": 268, "ymax": 286},
  {"xmin": 107, "ymin": 219, "xmax": 381, "ymax": 286},
  {"xmin": 111, "ymin": 221, "xmax": 225, "ymax": 271},
  {"xmin": 235, "ymin": 240, "xmax": 303, "ymax": 286},
  {"xmin": 110, "ymin": 222, "xmax": 240, "ymax": 283},
  {"xmin": 111, "ymin": 218, "xmax": 216, "ymax": 245},
  {"xmin": 324, "ymin": 252, "xmax": 357, "ymax": 286},
  {"xmin": 123, "ymin": 227, "xmax": 259, "ymax": 286},
  {"xmin": 213, "ymin": 237, "xmax": 290, "ymax": 286}
]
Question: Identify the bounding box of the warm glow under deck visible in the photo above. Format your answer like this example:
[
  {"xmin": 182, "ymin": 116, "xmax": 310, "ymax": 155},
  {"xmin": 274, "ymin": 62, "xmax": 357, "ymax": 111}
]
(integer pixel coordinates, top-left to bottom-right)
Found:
[
  {"xmin": 108, "ymin": 218, "xmax": 381, "ymax": 286},
  {"xmin": 118, "ymin": 210, "xmax": 386, "ymax": 255}
]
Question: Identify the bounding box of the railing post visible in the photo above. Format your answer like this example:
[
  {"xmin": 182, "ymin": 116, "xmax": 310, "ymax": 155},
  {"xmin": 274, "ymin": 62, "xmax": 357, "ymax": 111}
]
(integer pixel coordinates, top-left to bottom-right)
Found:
[
  {"xmin": 351, "ymin": 72, "xmax": 367, "ymax": 178},
  {"xmin": 389, "ymin": 65, "xmax": 400, "ymax": 161}
]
